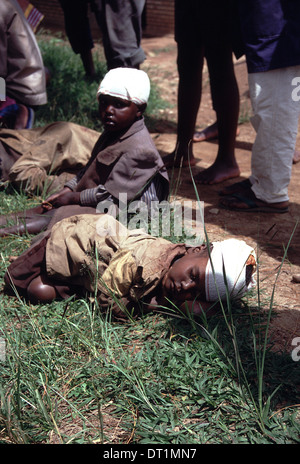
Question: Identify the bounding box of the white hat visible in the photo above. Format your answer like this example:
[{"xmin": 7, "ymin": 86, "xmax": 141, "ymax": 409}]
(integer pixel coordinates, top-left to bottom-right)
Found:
[
  {"xmin": 97, "ymin": 68, "xmax": 150, "ymax": 105},
  {"xmin": 205, "ymin": 239, "xmax": 256, "ymax": 302}
]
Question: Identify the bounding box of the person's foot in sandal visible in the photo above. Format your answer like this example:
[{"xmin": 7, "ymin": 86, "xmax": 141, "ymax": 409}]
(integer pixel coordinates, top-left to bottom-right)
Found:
[{"xmin": 219, "ymin": 189, "xmax": 289, "ymax": 213}]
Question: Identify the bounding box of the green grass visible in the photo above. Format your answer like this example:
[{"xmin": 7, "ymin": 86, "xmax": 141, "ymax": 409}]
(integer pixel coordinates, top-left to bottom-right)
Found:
[{"xmin": 0, "ymin": 34, "xmax": 299, "ymax": 445}]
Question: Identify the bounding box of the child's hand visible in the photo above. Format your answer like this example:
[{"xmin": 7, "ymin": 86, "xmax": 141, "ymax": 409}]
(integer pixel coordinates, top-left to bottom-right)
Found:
[{"xmin": 42, "ymin": 187, "xmax": 78, "ymax": 210}]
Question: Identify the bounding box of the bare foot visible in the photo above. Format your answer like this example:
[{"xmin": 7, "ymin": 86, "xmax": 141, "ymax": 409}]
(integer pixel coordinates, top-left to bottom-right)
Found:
[
  {"xmin": 163, "ymin": 151, "xmax": 197, "ymax": 168},
  {"xmin": 193, "ymin": 122, "xmax": 218, "ymax": 142},
  {"xmin": 293, "ymin": 150, "xmax": 300, "ymax": 164},
  {"xmin": 193, "ymin": 122, "xmax": 240, "ymax": 143},
  {"xmin": 194, "ymin": 161, "xmax": 240, "ymax": 185}
]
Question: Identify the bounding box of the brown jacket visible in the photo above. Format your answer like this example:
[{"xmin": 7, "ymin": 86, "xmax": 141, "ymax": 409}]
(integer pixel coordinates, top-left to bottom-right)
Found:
[
  {"xmin": 0, "ymin": 0, "xmax": 47, "ymax": 106},
  {"xmin": 69, "ymin": 118, "xmax": 169, "ymax": 202}
]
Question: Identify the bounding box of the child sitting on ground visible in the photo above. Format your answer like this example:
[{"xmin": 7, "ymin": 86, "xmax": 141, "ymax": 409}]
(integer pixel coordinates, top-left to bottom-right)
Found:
[
  {"xmin": 4, "ymin": 214, "xmax": 257, "ymax": 320},
  {"xmin": 0, "ymin": 68, "xmax": 169, "ymax": 237}
]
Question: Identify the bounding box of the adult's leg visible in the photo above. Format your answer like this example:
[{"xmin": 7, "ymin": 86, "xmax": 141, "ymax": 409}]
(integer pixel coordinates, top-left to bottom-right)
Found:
[
  {"xmin": 58, "ymin": 0, "xmax": 95, "ymax": 76},
  {"xmin": 163, "ymin": 0, "xmax": 204, "ymax": 168},
  {"xmin": 219, "ymin": 65, "xmax": 300, "ymax": 211},
  {"xmin": 92, "ymin": 0, "xmax": 146, "ymax": 69},
  {"xmin": 194, "ymin": 1, "xmax": 240, "ymax": 184},
  {"xmin": 249, "ymin": 66, "xmax": 300, "ymax": 203}
]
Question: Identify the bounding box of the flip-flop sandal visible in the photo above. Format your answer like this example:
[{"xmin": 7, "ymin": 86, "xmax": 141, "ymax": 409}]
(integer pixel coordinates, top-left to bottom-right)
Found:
[
  {"xmin": 218, "ymin": 179, "xmax": 252, "ymax": 196},
  {"xmin": 219, "ymin": 191, "xmax": 289, "ymax": 213}
]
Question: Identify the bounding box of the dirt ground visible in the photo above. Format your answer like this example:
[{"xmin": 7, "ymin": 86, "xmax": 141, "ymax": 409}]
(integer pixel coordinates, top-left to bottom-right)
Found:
[{"xmin": 139, "ymin": 34, "xmax": 300, "ymax": 354}]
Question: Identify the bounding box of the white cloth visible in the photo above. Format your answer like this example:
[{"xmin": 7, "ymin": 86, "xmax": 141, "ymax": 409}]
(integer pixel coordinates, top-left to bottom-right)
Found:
[
  {"xmin": 248, "ymin": 65, "xmax": 300, "ymax": 203},
  {"xmin": 97, "ymin": 67, "xmax": 150, "ymax": 105},
  {"xmin": 205, "ymin": 239, "xmax": 256, "ymax": 302}
]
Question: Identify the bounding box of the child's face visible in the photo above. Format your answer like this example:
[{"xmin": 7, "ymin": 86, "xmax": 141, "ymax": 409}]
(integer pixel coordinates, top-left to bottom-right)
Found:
[
  {"xmin": 98, "ymin": 94, "xmax": 143, "ymax": 132},
  {"xmin": 161, "ymin": 248, "xmax": 209, "ymax": 303}
]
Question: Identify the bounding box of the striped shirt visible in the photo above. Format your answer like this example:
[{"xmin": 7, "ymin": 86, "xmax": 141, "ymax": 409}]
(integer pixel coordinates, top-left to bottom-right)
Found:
[{"xmin": 65, "ymin": 172, "xmax": 166, "ymax": 208}]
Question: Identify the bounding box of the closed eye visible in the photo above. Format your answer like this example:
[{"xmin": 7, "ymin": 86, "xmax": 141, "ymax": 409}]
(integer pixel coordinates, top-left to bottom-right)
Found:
[{"xmin": 190, "ymin": 269, "xmax": 197, "ymax": 281}]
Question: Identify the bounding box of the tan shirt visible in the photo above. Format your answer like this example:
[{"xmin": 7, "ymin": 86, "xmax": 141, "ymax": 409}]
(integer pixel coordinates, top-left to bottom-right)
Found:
[
  {"xmin": 46, "ymin": 214, "xmax": 186, "ymax": 316},
  {"xmin": 1, "ymin": 122, "xmax": 99, "ymax": 193}
]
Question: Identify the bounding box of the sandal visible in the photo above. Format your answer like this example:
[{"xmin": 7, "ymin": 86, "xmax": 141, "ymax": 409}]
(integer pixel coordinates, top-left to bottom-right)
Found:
[
  {"xmin": 219, "ymin": 190, "xmax": 289, "ymax": 213},
  {"xmin": 218, "ymin": 179, "xmax": 252, "ymax": 196}
]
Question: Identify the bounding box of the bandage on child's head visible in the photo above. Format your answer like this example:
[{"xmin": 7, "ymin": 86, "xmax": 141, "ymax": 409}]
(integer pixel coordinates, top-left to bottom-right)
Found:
[
  {"xmin": 205, "ymin": 238, "xmax": 256, "ymax": 302},
  {"xmin": 97, "ymin": 68, "xmax": 151, "ymax": 106}
]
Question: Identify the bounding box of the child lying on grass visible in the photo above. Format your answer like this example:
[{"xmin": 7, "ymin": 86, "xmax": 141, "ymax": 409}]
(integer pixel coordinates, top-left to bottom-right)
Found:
[
  {"xmin": 4, "ymin": 214, "xmax": 257, "ymax": 320},
  {"xmin": 0, "ymin": 67, "xmax": 169, "ymax": 237}
]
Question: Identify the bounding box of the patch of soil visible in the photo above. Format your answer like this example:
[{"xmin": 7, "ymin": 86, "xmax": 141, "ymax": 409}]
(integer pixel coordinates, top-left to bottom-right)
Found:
[{"xmin": 140, "ymin": 35, "xmax": 300, "ymax": 355}]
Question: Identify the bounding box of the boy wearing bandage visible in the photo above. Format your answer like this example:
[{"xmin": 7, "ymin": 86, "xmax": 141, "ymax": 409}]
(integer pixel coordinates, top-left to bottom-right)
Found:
[
  {"xmin": 4, "ymin": 214, "xmax": 256, "ymax": 320},
  {"xmin": 0, "ymin": 68, "xmax": 169, "ymax": 237}
]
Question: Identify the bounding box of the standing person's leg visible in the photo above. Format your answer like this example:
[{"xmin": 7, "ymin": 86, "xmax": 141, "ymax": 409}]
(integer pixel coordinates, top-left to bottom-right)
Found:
[
  {"xmin": 194, "ymin": 47, "xmax": 240, "ymax": 184},
  {"xmin": 92, "ymin": 0, "xmax": 146, "ymax": 69},
  {"xmin": 58, "ymin": 0, "xmax": 95, "ymax": 77},
  {"xmin": 163, "ymin": 0, "xmax": 204, "ymax": 168},
  {"xmin": 249, "ymin": 66, "xmax": 300, "ymax": 203},
  {"xmin": 194, "ymin": 1, "xmax": 240, "ymax": 184},
  {"xmin": 219, "ymin": 65, "xmax": 300, "ymax": 212}
]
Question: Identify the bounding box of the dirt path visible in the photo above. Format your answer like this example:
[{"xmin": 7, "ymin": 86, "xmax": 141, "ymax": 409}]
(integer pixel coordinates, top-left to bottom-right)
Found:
[{"xmin": 140, "ymin": 35, "xmax": 300, "ymax": 354}]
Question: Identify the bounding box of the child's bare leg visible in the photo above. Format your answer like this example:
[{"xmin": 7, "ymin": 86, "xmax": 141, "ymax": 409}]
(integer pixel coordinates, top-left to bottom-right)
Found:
[
  {"xmin": 27, "ymin": 275, "xmax": 58, "ymax": 303},
  {"xmin": 0, "ymin": 206, "xmax": 53, "ymax": 237},
  {"xmin": 0, "ymin": 205, "xmax": 44, "ymax": 227}
]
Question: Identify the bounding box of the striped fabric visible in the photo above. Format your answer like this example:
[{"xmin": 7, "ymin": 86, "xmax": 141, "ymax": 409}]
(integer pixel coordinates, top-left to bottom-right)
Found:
[
  {"xmin": 26, "ymin": 5, "xmax": 44, "ymax": 32},
  {"xmin": 66, "ymin": 173, "xmax": 166, "ymax": 211},
  {"xmin": 18, "ymin": 1, "xmax": 44, "ymax": 32}
]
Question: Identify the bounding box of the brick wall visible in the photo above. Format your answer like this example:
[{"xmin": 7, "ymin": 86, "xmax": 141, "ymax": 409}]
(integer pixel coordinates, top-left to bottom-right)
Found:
[
  {"xmin": 31, "ymin": 0, "xmax": 174, "ymax": 37},
  {"xmin": 144, "ymin": 0, "xmax": 174, "ymax": 36}
]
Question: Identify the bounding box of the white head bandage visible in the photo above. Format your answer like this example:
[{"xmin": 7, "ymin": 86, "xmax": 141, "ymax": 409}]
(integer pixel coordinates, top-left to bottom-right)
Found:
[
  {"xmin": 97, "ymin": 68, "xmax": 150, "ymax": 106},
  {"xmin": 205, "ymin": 239, "xmax": 256, "ymax": 302}
]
